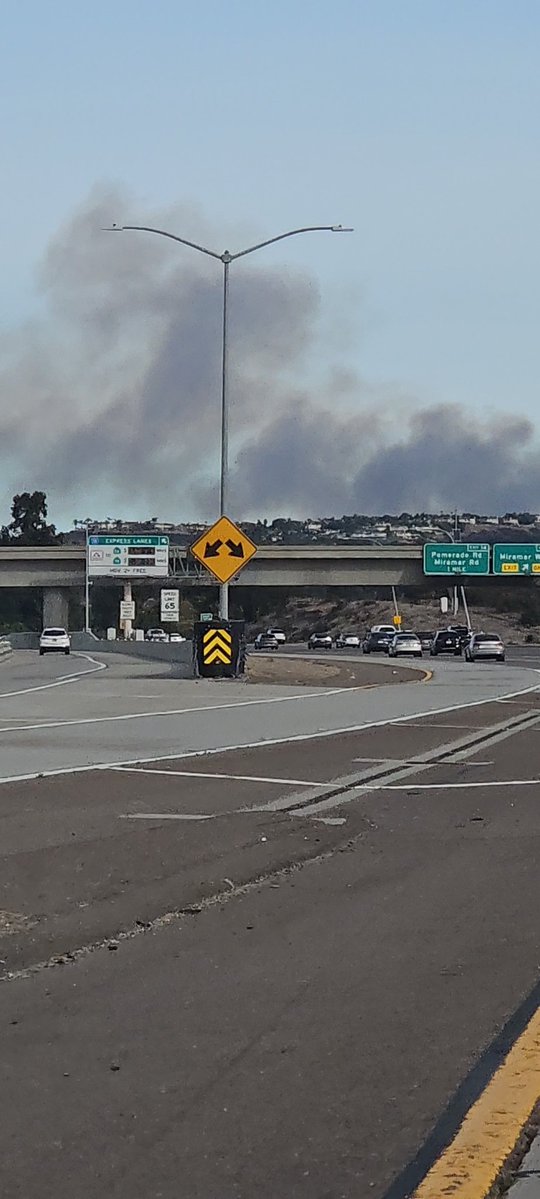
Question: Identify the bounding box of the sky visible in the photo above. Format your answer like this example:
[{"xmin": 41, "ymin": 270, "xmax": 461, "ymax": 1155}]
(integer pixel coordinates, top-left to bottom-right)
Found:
[{"xmin": 1, "ymin": 0, "xmax": 539, "ymax": 526}]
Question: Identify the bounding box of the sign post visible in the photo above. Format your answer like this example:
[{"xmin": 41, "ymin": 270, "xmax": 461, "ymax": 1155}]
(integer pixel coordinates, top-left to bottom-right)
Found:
[{"xmin": 423, "ymin": 543, "xmax": 490, "ymax": 576}]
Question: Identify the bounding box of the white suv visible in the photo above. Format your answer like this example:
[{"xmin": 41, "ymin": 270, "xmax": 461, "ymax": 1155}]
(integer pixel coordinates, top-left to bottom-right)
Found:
[{"xmin": 39, "ymin": 627, "xmax": 71, "ymax": 656}]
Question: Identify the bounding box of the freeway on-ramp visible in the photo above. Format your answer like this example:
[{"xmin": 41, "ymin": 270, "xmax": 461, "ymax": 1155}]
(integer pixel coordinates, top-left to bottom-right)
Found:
[{"xmin": 0, "ymin": 646, "xmax": 539, "ymax": 1198}]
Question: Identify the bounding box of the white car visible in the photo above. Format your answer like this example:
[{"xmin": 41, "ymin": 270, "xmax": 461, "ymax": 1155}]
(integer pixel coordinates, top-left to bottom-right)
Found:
[
  {"xmin": 388, "ymin": 632, "xmax": 422, "ymax": 658},
  {"xmin": 146, "ymin": 628, "xmax": 169, "ymax": 642},
  {"xmin": 169, "ymin": 633, "xmax": 186, "ymax": 643},
  {"xmin": 39, "ymin": 627, "xmax": 71, "ymax": 656},
  {"xmin": 267, "ymin": 628, "xmax": 286, "ymax": 644},
  {"xmin": 465, "ymin": 633, "xmax": 505, "ymax": 662},
  {"xmin": 335, "ymin": 632, "xmax": 361, "ymax": 648},
  {"xmin": 371, "ymin": 624, "xmax": 398, "ymax": 636}
]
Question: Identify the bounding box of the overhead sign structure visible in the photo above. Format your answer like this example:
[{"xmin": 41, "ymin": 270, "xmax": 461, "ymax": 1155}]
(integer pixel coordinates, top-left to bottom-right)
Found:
[
  {"xmin": 423, "ymin": 543, "xmax": 490, "ymax": 576},
  {"xmin": 120, "ymin": 599, "xmax": 135, "ymax": 621},
  {"xmin": 190, "ymin": 517, "xmax": 257, "ymax": 585},
  {"xmin": 88, "ymin": 535, "xmax": 169, "ymax": 578},
  {"xmin": 160, "ymin": 588, "xmax": 180, "ymax": 621},
  {"xmin": 493, "ymin": 544, "xmax": 540, "ymax": 575}
]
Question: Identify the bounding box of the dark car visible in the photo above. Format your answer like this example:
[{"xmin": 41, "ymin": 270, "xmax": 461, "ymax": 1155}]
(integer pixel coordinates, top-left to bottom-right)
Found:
[
  {"xmin": 417, "ymin": 630, "xmax": 435, "ymax": 650},
  {"xmin": 362, "ymin": 630, "xmax": 395, "ymax": 654},
  {"xmin": 430, "ymin": 629, "xmax": 463, "ymax": 657},
  {"xmin": 447, "ymin": 624, "xmax": 472, "ymax": 648}
]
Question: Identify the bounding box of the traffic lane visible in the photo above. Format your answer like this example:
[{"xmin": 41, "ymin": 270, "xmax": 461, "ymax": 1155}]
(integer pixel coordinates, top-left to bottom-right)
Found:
[
  {"xmin": 1, "ymin": 656, "xmax": 537, "ymax": 782},
  {"xmin": 2, "ymin": 694, "xmax": 540, "ymax": 973},
  {"xmin": 1, "ymin": 776, "xmax": 540, "ymax": 1199},
  {"xmin": 0, "ymin": 649, "xmax": 105, "ymax": 696}
]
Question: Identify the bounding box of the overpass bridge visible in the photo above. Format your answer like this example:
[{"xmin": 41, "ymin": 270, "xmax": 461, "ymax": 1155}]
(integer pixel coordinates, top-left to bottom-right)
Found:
[{"xmin": 0, "ymin": 543, "xmax": 432, "ymax": 626}]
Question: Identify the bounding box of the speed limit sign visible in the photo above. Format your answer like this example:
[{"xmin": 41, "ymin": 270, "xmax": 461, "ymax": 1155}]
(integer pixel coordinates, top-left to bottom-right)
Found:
[{"xmin": 160, "ymin": 588, "xmax": 180, "ymax": 621}]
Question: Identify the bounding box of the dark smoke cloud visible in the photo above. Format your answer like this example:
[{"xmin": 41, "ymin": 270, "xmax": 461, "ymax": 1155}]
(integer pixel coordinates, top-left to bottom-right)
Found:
[{"xmin": 1, "ymin": 185, "xmax": 540, "ymax": 521}]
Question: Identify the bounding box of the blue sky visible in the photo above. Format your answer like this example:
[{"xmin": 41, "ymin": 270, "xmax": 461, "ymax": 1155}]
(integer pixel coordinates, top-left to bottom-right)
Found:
[{"xmin": 1, "ymin": 1, "xmax": 540, "ymax": 522}]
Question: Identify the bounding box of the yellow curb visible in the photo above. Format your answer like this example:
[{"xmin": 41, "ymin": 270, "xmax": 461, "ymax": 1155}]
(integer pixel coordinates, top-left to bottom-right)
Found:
[
  {"xmin": 421, "ymin": 669, "xmax": 434, "ymax": 683},
  {"xmin": 412, "ymin": 1006, "xmax": 540, "ymax": 1198}
]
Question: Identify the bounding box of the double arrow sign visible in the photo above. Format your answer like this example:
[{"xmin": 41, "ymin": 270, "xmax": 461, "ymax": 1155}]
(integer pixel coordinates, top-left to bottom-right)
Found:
[
  {"xmin": 203, "ymin": 627, "xmax": 232, "ymax": 665},
  {"xmin": 204, "ymin": 537, "xmax": 244, "ymax": 560},
  {"xmin": 191, "ymin": 516, "xmax": 257, "ymax": 585}
]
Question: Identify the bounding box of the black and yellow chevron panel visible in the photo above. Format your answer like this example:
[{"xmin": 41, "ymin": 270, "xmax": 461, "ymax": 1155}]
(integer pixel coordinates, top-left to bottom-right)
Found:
[{"xmin": 202, "ymin": 627, "xmax": 232, "ymax": 666}]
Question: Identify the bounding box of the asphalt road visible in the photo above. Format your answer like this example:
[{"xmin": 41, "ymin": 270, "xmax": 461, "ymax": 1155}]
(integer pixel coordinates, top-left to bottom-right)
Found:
[{"xmin": 1, "ymin": 648, "xmax": 540, "ymax": 1198}]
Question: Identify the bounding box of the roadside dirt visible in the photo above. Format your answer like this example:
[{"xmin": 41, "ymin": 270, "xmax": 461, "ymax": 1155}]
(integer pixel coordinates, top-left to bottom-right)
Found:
[{"xmin": 246, "ymin": 653, "xmax": 426, "ymax": 688}]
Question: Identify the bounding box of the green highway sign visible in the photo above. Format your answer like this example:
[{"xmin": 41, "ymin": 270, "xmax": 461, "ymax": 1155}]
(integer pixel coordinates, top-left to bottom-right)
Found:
[
  {"xmin": 423, "ymin": 543, "xmax": 490, "ymax": 575},
  {"xmin": 88, "ymin": 534, "xmax": 169, "ymax": 578},
  {"xmin": 493, "ymin": 544, "xmax": 540, "ymax": 575}
]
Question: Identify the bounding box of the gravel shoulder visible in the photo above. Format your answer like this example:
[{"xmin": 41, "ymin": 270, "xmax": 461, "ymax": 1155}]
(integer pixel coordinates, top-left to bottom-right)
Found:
[{"xmin": 246, "ymin": 652, "xmax": 426, "ymax": 687}]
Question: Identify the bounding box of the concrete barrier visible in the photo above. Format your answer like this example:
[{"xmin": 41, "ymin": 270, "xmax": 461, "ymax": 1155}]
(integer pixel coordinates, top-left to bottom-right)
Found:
[{"xmin": 0, "ymin": 639, "xmax": 12, "ymax": 660}]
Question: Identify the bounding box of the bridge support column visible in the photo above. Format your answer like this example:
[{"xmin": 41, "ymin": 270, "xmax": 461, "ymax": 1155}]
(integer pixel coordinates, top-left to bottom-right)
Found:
[{"xmin": 42, "ymin": 587, "xmax": 70, "ymax": 630}]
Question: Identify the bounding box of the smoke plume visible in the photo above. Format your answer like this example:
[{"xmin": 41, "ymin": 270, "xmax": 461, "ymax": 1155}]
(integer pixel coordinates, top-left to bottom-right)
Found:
[{"xmin": 1, "ymin": 185, "xmax": 539, "ymax": 523}]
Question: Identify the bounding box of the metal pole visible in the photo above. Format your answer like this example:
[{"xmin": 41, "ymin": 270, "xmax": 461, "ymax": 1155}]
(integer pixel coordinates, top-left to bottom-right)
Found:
[
  {"xmin": 219, "ymin": 255, "xmax": 230, "ymax": 620},
  {"xmin": 85, "ymin": 529, "xmax": 90, "ymax": 633},
  {"xmin": 460, "ymin": 585, "xmax": 472, "ymax": 632}
]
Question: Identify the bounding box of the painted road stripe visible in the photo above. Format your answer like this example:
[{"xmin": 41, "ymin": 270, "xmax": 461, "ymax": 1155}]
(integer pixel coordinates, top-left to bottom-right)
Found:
[
  {"xmin": 411, "ymin": 1007, "xmax": 540, "ymax": 1198},
  {"xmin": 359, "ymin": 778, "xmax": 540, "ymax": 791},
  {"xmin": 111, "ymin": 766, "xmax": 325, "ymax": 786},
  {"xmin": 121, "ymin": 813, "xmax": 215, "ymax": 821}
]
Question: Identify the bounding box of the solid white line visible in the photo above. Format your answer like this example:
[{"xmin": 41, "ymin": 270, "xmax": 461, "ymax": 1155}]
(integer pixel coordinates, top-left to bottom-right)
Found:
[
  {"xmin": 0, "ymin": 673, "xmax": 538, "ymax": 786},
  {"xmin": 0, "ymin": 653, "xmax": 107, "ymax": 700},
  {"xmin": 111, "ymin": 766, "xmax": 325, "ymax": 786},
  {"xmin": 0, "ymin": 682, "xmax": 365, "ymax": 737},
  {"xmin": 121, "ymin": 812, "xmax": 215, "ymax": 821},
  {"xmin": 358, "ymin": 778, "xmax": 540, "ymax": 791}
]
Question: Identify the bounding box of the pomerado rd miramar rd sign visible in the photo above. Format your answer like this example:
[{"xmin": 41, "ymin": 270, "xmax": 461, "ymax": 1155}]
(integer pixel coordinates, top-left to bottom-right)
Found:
[{"xmin": 190, "ymin": 516, "xmax": 257, "ymax": 585}]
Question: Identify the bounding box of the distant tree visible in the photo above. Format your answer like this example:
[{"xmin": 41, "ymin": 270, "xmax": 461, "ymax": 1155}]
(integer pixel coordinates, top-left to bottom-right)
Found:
[
  {"xmin": 517, "ymin": 512, "xmax": 535, "ymax": 525},
  {"xmin": 0, "ymin": 492, "xmax": 62, "ymax": 545}
]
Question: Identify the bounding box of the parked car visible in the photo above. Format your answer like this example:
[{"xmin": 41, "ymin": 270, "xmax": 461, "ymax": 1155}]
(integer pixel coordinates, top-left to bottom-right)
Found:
[
  {"xmin": 430, "ymin": 630, "xmax": 462, "ymax": 657},
  {"xmin": 362, "ymin": 630, "xmax": 395, "ymax": 654},
  {"xmin": 254, "ymin": 632, "xmax": 279, "ymax": 650},
  {"xmin": 267, "ymin": 628, "xmax": 286, "ymax": 643},
  {"xmin": 39, "ymin": 627, "xmax": 71, "ymax": 656},
  {"xmin": 417, "ymin": 630, "xmax": 435, "ymax": 650},
  {"xmin": 388, "ymin": 632, "xmax": 423, "ymax": 658},
  {"xmin": 335, "ymin": 631, "xmax": 361, "ymax": 648},
  {"xmin": 465, "ymin": 633, "xmax": 505, "ymax": 662},
  {"xmin": 308, "ymin": 632, "xmax": 333, "ymax": 650},
  {"xmin": 146, "ymin": 628, "xmax": 169, "ymax": 643}
]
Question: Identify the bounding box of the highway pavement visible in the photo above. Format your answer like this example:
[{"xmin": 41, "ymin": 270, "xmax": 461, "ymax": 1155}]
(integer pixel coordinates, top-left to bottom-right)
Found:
[{"xmin": 0, "ymin": 647, "xmax": 540, "ymax": 1197}]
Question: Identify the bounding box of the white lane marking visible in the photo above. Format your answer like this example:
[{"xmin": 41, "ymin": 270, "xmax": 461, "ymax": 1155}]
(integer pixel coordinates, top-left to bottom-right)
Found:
[
  {"xmin": 121, "ymin": 812, "xmax": 215, "ymax": 821},
  {"xmin": 357, "ymin": 778, "xmax": 540, "ymax": 791},
  {"xmin": 112, "ymin": 766, "xmax": 325, "ymax": 786},
  {"xmin": 0, "ymin": 682, "xmax": 367, "ymax": 737},
  {"xmin": 0, "ymin": 654, "xmax": 107, "ymax": 700},
  {"xmin": 0, "ymin": 673, "xmax": 539, "ymax": 785},
  {"xmin": 352, "ymin": 755, "xmax": 493, "ymax": 766}
]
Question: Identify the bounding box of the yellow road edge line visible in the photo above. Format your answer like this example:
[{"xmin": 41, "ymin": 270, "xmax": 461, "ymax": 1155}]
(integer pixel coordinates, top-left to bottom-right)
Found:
[
  {"xmin": 412, "ymin": 1006, "xmax": 540, "ymax": 1198},
  {"xmin": 421, "ymin": 669, "xmax": 433, "ymax": 683}
]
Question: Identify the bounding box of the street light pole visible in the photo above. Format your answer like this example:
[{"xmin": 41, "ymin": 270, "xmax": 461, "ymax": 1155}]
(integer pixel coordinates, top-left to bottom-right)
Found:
[{"xmin": 105, "ymin": 223, "xmax": 353, "ymax": 618}]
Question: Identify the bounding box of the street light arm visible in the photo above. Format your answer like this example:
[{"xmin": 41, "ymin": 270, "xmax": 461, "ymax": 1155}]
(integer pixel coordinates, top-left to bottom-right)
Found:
[
  {"xmin": 106, "ymin": 224, "xmax": 222, "ymax": 261},
  {"xmin": 229, "ymin": 225, "xmax": 353, "ymax": 261}
]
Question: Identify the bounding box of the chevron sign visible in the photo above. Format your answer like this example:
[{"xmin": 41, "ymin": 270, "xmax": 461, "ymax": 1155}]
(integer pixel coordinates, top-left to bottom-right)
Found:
[{"xmin": 203, "ymin": 627, "xmax": 232, "ymax": 665}]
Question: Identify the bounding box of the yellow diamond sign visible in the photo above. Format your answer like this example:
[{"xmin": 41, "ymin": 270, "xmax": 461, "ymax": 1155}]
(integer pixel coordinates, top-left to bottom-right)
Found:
[{"xmin": 191, "ymin": 516, "xmax": 257, "ymax": 585}]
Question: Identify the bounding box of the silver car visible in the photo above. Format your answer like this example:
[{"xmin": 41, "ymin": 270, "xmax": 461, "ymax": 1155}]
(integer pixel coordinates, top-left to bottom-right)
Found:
[
  {"xmin": 465, "ymin": 633, "xmax": 505, "ymax": 662},
  {"xmin": 388, "ymin": 632, "xmax": 422, "ymax": 658}
]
